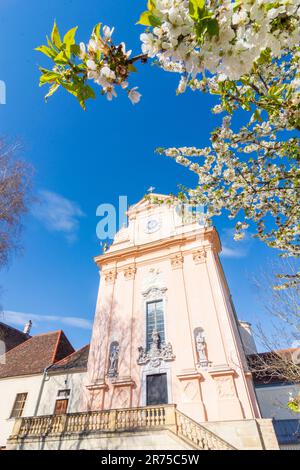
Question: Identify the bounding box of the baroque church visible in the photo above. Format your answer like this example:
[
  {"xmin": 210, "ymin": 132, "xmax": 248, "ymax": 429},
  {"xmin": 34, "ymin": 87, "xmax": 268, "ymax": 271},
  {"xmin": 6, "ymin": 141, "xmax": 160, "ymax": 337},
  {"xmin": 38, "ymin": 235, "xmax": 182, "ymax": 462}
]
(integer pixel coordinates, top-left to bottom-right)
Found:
[{"xmin": 1, "ymin": 194, "xmax": 290, "ymax": 450}]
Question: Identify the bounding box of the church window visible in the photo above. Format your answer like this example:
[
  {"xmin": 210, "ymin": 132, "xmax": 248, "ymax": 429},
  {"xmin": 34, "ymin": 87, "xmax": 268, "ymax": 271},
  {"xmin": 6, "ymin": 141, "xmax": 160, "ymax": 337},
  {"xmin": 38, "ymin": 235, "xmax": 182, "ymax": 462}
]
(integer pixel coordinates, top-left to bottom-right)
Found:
[{"xmin": 146, "ymin": 300, "xmax": 165, "ymax": 350}]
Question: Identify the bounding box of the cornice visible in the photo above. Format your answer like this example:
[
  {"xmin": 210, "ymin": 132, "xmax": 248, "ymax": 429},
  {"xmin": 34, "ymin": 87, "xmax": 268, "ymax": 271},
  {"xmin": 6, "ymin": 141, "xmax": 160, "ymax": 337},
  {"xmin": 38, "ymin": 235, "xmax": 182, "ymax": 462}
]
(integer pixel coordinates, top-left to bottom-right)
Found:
[{"xmin": 94, "ymin": 227, "xmax": 221, "ymax": 268}]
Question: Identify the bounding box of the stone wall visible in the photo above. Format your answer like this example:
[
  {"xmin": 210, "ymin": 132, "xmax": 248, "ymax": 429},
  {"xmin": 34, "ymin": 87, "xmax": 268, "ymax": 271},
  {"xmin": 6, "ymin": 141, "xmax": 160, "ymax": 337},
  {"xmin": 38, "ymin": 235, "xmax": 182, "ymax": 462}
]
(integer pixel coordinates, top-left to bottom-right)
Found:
[{"xmin": 204, "ymin": 418, "xmax": 279, "ymax": 450}]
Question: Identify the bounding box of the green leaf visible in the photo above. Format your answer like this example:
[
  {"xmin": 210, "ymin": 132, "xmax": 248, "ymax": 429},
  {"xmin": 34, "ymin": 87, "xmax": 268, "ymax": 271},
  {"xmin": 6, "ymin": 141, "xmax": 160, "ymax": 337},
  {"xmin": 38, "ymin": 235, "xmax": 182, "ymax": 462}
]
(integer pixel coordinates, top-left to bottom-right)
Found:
[
  {"xmin": 61, "ymin": 82, "xmax": 95, "ymax": 110},
  {"xmin": 288, "ymin": 401, "xmax": 300, "ymax": 413},
  {"xmin": 70, "ymin": 44, "xmax": 81, "ymax": 57},
  {"xmin": 35, "ymin": 45, "xmax": 57, "ymax": 59},
  {"xmin": 137, "ymin": 11, "xmax": 152, "ymax": 26},
  {"xmin": 93, "ymin": 23, "xmax": 102, "ymax": 40},
  {"xmin": 189, "ymin": 0, "xmax": 205, "ymax": 19},
  {"xmin": 128, "ymin": 64, "xmax": 137, "ymax": 73},
  {"xmin": 149, "ymin": 14, "xmax": 161, "ymax": 27},
  {"xmin": 136, "ymin": 11, "xmax": 161, "ymax": 27},
  {"xmin": 206, "ymin": 18, "xmax": 219, "ymax": 38},
  {"xmin": 39, "ymin": 71, "xmax": 61, "ymax": 86},
  {"xmin": 54, "ymin": 50, "xmax": 69, "ymax": 65},
  {"xmin": 51, "ymin": 21, "xmax": 62, "ymax": 49},
  {"xmin": 63, "ymin": 26, "xmax": 78, "ymax": 47},
  {"xmin": 45, "ymin": 83, "xmax": 60, "ymax": 101},
  {"xmin": 251, "ymin": 109, "xmax": 263, "ymax": 123},
  {"xmin": 147, "ymin": 0, "xmax": 156, "ymax": 11}
]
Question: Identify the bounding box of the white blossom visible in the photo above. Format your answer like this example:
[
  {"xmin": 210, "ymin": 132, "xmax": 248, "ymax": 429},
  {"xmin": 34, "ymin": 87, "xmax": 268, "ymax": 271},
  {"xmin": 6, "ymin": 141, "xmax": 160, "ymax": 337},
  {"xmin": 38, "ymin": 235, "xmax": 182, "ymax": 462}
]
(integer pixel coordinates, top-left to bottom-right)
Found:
[{"xmin": 128, "ymin": 87, "xmax": 141, "ymax": 104}]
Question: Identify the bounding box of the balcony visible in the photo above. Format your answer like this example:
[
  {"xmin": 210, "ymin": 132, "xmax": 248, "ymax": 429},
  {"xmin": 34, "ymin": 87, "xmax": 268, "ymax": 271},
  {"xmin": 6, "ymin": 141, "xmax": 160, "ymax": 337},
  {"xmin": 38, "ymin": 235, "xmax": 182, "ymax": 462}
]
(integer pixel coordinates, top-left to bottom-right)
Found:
[{"xmin": 8, "ymin": 404, "xmax": 235, "ymax": 450}]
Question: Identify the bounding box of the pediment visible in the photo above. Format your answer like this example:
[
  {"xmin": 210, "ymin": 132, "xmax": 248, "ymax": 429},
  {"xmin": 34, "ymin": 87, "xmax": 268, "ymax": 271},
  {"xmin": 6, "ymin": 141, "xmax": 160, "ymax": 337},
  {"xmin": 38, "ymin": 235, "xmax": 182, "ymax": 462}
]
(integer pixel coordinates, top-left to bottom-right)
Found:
[{"xmin": 127, "ymin": 194, "xmax": 177, "ymax": 217}]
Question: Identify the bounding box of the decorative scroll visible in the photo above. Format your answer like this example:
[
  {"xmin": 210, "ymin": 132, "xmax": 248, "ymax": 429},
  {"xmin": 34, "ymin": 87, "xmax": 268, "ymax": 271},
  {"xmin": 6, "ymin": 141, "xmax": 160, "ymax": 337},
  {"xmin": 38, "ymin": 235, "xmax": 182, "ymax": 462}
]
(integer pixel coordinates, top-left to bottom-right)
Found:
[{"xmin": 137, "ymin": 329, "xmax": 175, "ymax": 368}]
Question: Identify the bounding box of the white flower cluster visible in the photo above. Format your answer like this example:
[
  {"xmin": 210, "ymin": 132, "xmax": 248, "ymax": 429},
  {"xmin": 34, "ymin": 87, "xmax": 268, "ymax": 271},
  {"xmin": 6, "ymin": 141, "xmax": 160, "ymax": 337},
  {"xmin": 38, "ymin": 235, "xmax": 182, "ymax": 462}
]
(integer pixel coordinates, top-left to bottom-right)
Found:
[
  {"xmin": 81, "ymin": 26, "xmax": 141, "ymax": 104},
  {"xmin": 140, "ymin": 0, "xmax": 300, "ymax": 81},
  {"xmin": 161, "ymin": 116, "xmax": 300, "ymax": 257}
]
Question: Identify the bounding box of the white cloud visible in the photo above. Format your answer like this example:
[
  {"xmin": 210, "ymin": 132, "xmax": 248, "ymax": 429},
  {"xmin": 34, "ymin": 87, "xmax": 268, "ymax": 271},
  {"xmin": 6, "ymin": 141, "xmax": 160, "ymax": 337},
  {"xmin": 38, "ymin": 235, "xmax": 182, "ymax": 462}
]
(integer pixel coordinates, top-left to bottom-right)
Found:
[
  {"xmin": 2, "ymin": 310, "xmax": 92, "ymax": 331},
  {"xmin": 31, "ymin": 190, "xmax": 85, "ymax": 242},
  {"xmin": 221, "ymin": 245, "xmax": 247, "ymax": 259},
  {"xmin": 220, "ymin": 227, "xmax": 251, "ymax": 259}
]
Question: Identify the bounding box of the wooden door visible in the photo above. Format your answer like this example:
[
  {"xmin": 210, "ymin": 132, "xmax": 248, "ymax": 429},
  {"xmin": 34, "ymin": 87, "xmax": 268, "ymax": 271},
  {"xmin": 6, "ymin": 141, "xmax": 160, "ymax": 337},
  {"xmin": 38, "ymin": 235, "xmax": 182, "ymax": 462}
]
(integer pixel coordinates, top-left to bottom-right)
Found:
[
  {"xmin": 53, "ymin": 399, "xmax": 68, "ymax": 415},
  {"xmin": 146, "ymin": 373, "xmax": 168, "ymax": 406}
]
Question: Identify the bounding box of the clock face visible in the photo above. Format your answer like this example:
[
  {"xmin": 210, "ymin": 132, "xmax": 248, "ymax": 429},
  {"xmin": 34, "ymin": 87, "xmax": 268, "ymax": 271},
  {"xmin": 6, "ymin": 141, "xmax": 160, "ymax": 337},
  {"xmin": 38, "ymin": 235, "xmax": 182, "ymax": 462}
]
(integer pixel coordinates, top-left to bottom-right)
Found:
[{"xmin": 145, "ymin": 218, "xmax": 160, "ymax": 234}]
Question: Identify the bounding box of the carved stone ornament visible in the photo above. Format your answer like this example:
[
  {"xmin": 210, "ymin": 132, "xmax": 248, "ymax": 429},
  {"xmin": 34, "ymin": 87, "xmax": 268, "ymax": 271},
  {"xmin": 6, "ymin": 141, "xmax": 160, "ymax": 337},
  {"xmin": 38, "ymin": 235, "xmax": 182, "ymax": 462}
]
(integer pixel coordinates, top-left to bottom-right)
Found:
[
  {"xmin": 142, "ymin": 286, "xmax": 167, "ymax": 301},
  {"xmin": 192, "ymin": 249, "xmax": 207, "ymax": 264},
  {"xmin": 170, "ymin": 254, "xmax": 184, "ymax": 270},
  {"xmin": 137, "ymin": 329, "xmax": 175, "ymax": 368},
  {"xmin": 141, "ymin": 268, "xmax": 165, "ymax": 293},
  {"xmin": 103, "ymin": 269, "xmax": 117, "ymax": 284},
  {"xmin": 123, "ymin": 265, "xmax": 136, "ymax": 280}
]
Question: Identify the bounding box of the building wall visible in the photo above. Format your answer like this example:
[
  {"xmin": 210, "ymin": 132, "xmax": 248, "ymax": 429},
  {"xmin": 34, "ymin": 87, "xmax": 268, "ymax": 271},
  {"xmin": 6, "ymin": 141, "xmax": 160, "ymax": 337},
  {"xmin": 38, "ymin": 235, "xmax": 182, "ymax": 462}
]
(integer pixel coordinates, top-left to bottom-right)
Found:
[
  {"xmin": 0, "ymin": 371, "xmax": 87, "ymax": 448},
  {"xmin": 0, "ymin": 374, "xmax": 43, "ymax": 447},
  {"xmin": 38, "ymin": 371, "xmax": 87, "ymax": 415},
  {"xmin": 8, "ymin": 429, "xmax": 192, "ymax": 451},
  {"xmin": 85, "ymin": 197, "xmax": 261, "ymax": 423},
  {"xmin": 255, "ymin": 383, "xmax": 300, "ymax": 420}
]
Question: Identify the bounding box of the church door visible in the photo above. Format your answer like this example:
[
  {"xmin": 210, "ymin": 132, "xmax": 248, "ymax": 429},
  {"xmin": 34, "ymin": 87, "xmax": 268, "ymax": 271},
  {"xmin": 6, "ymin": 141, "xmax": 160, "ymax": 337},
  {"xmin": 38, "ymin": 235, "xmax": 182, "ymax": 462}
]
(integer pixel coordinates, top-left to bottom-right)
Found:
[{"xmin": 146, "ymin": 373, "xmax": 168, "ymax": 406}]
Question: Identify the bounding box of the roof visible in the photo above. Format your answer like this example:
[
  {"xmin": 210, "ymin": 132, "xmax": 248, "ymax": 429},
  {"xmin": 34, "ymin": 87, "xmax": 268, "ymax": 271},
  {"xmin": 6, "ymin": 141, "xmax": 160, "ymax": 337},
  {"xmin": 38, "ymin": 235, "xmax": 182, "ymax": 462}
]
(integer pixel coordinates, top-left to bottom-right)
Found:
[
  {"xmin": 49, "ymin": 344, "xmax": 90, "ymax": 373},
  {"xmin": 273, "ymin": 419, "xmax": 300, "ymax": 445},
  {"xmin": 0, "ymin": 330, "xmax": 74, "ymax": 379},
  {"xmin": 0, "ymin": 321, "xmax": 30, "ymax": 352}
]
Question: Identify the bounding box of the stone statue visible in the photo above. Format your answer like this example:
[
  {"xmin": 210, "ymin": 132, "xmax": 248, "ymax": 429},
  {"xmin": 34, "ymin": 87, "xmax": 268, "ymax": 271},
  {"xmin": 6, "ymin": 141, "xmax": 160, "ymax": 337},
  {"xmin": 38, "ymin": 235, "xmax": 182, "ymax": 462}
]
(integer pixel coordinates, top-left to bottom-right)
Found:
[
  {"xmin": 137, "ymin": 330, "xmax": 175, "ymax": 367},
  {"xmin": 150, "ymin": 329, "xmax": 160, "ymax": 354},
  {"xmin": 107, "ymin": 343, "xmax": 119, "ymax": 377},
  {"xmin": 138, "ymin": 346, "xmax": 147, "ymax": 363},
  {"xmin": 161, "ymin": 342, "xmax": 175, "ymax": 360},
  {"xmin": 196, "ymin": 330, "xmax": 208, "ymax": 367}
]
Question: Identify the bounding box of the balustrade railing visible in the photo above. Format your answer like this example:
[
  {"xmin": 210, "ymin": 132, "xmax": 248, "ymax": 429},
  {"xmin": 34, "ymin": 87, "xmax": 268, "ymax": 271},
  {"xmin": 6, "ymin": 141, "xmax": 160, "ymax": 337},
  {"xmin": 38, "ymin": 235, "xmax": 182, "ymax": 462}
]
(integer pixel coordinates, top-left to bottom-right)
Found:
[
  {"xmin": 11, "ymin": 404, "xmax": 235, "ymax": 450},
  {"xmin": 175, "ymin": 410, "xmax": 235, "ymax": 450}
]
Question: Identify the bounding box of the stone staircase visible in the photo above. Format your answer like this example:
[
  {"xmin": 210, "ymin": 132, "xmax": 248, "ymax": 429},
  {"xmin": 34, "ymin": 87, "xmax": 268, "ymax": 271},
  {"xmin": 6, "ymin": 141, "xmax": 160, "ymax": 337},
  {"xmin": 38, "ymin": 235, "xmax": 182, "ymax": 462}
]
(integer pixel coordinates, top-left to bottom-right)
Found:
[{"xmin": 8, "ymin": 404, "xmax": 235, "ymax": 450}]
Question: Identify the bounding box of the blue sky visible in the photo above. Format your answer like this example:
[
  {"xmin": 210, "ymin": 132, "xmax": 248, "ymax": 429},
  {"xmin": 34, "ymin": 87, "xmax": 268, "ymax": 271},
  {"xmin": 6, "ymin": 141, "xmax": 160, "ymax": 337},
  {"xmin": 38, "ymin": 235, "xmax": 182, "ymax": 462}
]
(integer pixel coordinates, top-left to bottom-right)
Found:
[{"xmin": 0, "ymin": 0, "xmax": 285, "ymax": 350}]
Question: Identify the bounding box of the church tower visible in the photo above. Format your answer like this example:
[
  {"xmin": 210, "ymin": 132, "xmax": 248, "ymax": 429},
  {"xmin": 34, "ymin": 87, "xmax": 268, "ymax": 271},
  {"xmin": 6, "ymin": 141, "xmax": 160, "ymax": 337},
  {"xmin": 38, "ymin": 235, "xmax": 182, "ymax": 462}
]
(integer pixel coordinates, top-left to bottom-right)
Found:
[{"xmin": 85, "ymin": 194, "xmax": 261, "ymax": 423}]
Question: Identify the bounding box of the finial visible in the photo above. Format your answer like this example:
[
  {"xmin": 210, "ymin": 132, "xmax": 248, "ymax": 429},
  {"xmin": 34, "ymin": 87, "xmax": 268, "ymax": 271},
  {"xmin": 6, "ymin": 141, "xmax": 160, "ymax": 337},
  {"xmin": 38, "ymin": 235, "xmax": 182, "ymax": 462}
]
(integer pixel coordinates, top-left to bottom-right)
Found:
[{"xmin": 147, "ymin": 186, "xmax": 155, "ymax": 194}]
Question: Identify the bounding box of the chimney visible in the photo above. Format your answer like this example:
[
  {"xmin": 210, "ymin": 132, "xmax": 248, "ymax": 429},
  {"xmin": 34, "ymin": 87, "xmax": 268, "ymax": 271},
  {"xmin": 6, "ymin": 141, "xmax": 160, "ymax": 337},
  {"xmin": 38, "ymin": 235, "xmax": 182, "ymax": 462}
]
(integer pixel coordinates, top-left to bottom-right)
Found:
[
  {"xmin": 23, "ymin": 320, "xmax": 32, "ymax": 336},
  {"xmin": 239, "ymin": 321, "xmax": 257, "ymax": 355}
]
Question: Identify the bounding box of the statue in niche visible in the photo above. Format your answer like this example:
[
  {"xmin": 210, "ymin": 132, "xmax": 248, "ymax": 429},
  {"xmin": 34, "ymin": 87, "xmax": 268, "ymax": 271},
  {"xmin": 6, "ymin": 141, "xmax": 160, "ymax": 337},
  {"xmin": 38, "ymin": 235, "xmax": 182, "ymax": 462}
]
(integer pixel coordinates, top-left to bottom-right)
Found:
[
  {"xmin": 107, "ymin": 342, "xmax": 119, "ymax": 378},
  {"xmin": 195, "ymin": 329, "xmax": 209, "ymax": 368}
]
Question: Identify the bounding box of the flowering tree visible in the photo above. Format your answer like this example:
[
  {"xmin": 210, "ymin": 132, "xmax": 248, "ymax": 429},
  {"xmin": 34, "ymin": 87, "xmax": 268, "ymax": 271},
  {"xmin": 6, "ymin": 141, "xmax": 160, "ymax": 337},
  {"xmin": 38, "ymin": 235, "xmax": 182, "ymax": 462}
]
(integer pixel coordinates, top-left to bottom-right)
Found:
[{"xmin": 36, "ymin": 1, "xmax": 300, "ymax": 280}]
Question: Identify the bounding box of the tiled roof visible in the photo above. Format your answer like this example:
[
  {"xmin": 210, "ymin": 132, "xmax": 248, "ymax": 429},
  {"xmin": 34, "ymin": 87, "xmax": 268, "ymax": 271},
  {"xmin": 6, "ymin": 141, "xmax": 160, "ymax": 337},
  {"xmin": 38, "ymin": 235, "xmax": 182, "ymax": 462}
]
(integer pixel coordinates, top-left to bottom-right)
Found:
[
  {"xmin": 49, "ymin": 344, "xmax": 90, "ymax": 373},
  {"xmin": 0, "ymin": 330, "xmax": 74, "ymax": 379},
  {"xmin": 0, "ymin": 322, "xmax": 30, "ymax": 352}
]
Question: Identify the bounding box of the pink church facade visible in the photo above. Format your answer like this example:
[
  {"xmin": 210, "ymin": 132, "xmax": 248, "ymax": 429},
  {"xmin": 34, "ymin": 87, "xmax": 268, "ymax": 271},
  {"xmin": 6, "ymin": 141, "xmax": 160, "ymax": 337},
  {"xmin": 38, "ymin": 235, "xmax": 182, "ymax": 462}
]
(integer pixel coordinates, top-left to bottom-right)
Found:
[{"xmin": 84, "ymin": 195, "xmax": 261, "ymax": 424}]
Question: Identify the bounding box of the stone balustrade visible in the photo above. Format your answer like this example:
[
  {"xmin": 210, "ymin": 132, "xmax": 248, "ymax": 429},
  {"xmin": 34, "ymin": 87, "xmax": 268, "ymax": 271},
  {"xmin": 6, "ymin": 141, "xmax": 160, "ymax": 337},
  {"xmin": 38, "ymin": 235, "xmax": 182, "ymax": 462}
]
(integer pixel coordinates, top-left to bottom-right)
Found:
[
  {"xmin": 10, "ymin": 404, "xmax": 235, "ymax": 450},
  {"xmin": 175, "ymin": 410, "xmax": 234, "ymax": 450}
]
